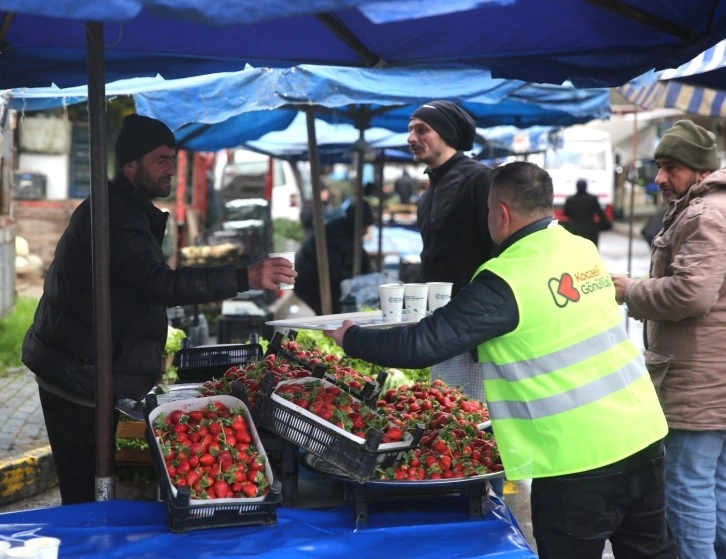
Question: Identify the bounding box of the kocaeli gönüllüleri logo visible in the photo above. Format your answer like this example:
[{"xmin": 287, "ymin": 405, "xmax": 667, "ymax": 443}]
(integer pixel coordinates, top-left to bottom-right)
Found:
[{"xmin": 548, "ymin": 265, "xmax": 613, "ymax": 308}]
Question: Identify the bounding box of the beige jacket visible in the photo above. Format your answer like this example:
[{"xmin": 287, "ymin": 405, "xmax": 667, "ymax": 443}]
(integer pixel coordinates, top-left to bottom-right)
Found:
[{"xmin": 625, "ymin": 169, "xmax": 726, "ymax": 430}]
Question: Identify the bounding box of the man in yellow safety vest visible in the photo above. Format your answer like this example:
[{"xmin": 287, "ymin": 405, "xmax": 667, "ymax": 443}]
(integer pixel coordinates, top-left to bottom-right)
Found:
[{"xmin": 326, "ymin": 161, "xmax": 675, "ymax": 558}]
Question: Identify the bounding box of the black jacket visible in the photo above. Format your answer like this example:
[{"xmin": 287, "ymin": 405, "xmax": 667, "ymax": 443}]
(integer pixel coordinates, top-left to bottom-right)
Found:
[
  {"xmin": 294, "ymin": 212, "xmax": 371, "ymax": 315},
  {"xmin": 417, "ymin": 153, "xmax": 493, "ymax": 295},
  {"xmin": 22, "ymin": 174, "xmax": 243, "ymax": 401},
  {"xmin": 563, "ymin": 192, "xmax": 610, "ymax": 246},
  {"xmin": 340, "ymin": 220, "xmax": 555, "ymax": 368}
]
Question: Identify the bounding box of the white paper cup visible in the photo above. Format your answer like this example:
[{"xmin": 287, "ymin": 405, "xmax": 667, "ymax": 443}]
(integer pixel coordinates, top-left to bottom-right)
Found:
[
  {"xmin": 0, "ymin": 541, "xmax": 11, "ymax": 559},
  {"xmin": 23, "ymin": 537, "xmax": 60, "ymax": 559},
  {"xmin": 6, "ymin": 547, "xmax": 39, "ymax": 559},
  {"xmin": 403, "ymin": 283, "xmax": 428, "ymax": 322},
  {"xmin": 378, "ymin": 283, "xmax": 405, "ymax": 323},
  {"xmin": 426, "ymin": 282, "xmax": 453, "ymax": 311},
  {"xmin": 269, "ymin": 251, "xmax": 295, "ymax": 290}
]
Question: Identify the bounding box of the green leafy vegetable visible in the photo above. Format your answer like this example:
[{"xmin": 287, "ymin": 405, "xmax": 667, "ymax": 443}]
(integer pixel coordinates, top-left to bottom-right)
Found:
[{"xmin": 164, "ymin": 326, "xmax": 187, "ymax": 355}]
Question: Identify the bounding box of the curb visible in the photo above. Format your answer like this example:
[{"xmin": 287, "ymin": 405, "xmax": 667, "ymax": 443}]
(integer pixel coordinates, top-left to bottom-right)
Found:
[{"xmin": 0, "ymin": 446, "xmax": 57, "ymax": 506}]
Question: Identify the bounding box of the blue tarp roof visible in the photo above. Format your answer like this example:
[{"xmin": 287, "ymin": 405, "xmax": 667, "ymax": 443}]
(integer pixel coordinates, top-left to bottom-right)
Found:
[
  {"xmin": 242, "ymin": 113, "xmax": 403, "ymax": 162},
  {"xmin": 2, "ymin": 0, "xmax": 726, "ymax": 89},
  {"xmin": 4, "ymin": 65, "xmax": 610, "ymax": 152},
  {"xmin": 128, "ymin": 65, "xmax": 610, "ymax": 151}
]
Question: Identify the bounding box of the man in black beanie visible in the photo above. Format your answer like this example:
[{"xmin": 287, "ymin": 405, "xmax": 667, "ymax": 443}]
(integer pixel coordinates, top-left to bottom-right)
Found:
[
  {"xmin": 407, "ymin": 100, "xmax": 494, "ymax": 404},
  {"xmin": 612, "ymin": 119, "xmax": 726, "ymax": 559},
  {"xmin": 22, "ymin": 113, "xmax": 296, "ymax": 505}
]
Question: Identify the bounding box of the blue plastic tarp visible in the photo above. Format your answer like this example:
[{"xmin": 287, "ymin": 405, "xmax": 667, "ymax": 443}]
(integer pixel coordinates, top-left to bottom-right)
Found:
[
  {"xmin": 0, "ymin": 497, "xmax": 537, "ymax": 558},
  {"xmin": 5, "ymin": 65, "xmax": 606, "ymax": 153},
  {"xmin": 2, "ymin": 1, "xmax": 726, "ymax": 89},
  {"xmin": 133, "ymin": 65, "xmax": 528, "ymax": 131},
  {"xmin": 241, "ymin": 113, "xmax": 400, "ymax": 162},
  {"xmin": 128, "ymin": 65, "xmax": 609, "ymax": 151}
]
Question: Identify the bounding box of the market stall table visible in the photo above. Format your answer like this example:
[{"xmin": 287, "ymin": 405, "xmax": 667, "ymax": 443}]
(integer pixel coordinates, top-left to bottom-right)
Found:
[{"xmin": 0, "ymin": 489, "xmax": 536, "ymax": 558}]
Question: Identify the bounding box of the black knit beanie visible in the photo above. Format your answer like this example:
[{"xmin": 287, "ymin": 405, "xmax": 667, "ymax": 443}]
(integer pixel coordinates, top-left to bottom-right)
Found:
[
  {"xmin": 115, "ymin": 114, "xmax": 177, "ymax": 168},
  {"xmin": 410, "ymin": 100, "xmax": 476, "ymax": 151},
  {"xmin": 654, "ymin": 120, "xmax": 718, "ymax": 171}
]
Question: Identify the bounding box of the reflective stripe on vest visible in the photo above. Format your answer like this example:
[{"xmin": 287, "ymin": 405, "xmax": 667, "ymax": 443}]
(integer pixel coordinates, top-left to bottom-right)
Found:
[
  {"xmin": 486, "ymin": 353, "xmax": 644, "ymax": 420},
  {"xmin": 482, "ymin": 323, "xmax": 628, "ymax": 383}
]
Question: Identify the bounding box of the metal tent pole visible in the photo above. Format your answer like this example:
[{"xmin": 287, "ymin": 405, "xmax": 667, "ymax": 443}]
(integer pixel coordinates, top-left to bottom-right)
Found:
[{"xmin": 85, "ymin": 21, "xmax": 114, "ymax": 501}]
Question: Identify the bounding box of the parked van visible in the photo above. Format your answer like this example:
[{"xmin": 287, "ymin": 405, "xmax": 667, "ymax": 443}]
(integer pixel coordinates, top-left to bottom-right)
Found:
[{"xmin": 215, "ymin": 150, "xmax": 310, "ymax": 222}]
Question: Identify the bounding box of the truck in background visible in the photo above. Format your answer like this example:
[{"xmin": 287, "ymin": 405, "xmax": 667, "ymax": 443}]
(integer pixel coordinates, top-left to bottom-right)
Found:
[
  {"xmin": 215, "ymin": 149, "xmax": 310, "ymax": 222},
  {"xmin": 531, "ymin": 127, "xmax": 615, "ymax": 221}
]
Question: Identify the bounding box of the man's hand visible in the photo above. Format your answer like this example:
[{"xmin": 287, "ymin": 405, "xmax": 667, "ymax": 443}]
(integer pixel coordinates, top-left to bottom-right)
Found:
[
  {"xmin": 248, "ymin": 257, "xmax": 297, "ymax": 291},
  {"xmin": 611, "ymin": 273, "xmax": 632, "ymax": 305},
  {"xmin": 324, "ymin": 320, "xmax": 356, "ymax": 348}
]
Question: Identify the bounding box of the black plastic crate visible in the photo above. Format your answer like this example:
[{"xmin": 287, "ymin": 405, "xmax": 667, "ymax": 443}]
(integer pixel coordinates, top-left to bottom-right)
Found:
[
  {"xmin": 144, "ymin": 394, "xmax": 281, "ymax": 533},
  {"xmin": 266, "ymin": 331, "xmax": 388, "ymax": 406},
  {"xmin": 302, "ymin": 452, "xmax": 498, "ymax": 524},
  {"xmin": 217, "ymin": 314, "xmax": 274, "ymax": 344},
  {"xmin": 176, "ymin": 341, "xmax": 263, "ymax": 383},
  {"xmin": 255, "ymin": 375, "xmax": 423, "ymax": 482}
]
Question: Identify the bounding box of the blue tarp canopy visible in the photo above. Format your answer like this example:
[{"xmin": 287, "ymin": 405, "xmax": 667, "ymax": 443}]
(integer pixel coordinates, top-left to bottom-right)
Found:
[
  {"xmin": 2, "ymin": 0, "xmax": 726, "ymax": 88},
  {"xmin": 3, "ymin": 65, "xmax": 610, "ymax": 152},
  {"xmin": 129, "ymin": 65, "xmax": 609, "ymax": 151},
  {"xmin": 242, "ymin": 113, "xmax": 403, "ymax": 163},
  {"xmin": 618, "ymin": 39, "xmax": 726, "ymax": 117}
]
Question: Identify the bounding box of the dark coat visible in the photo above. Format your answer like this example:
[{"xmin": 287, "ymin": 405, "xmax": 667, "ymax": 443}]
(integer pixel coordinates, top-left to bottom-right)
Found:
[
  {"xmin": 417, "ymin": 153, "xmax": 493, "ymax": 296},
  {"xmin": 563, "ymin": 191, "xmax": 610, "ymax": 246},
  {"xmin": 294, "ymin": 213, "xmax": 371, "ymax": 315},
  {"xmin": 22, "ymin": 174, "xmax": 241, "ymax": 401}
]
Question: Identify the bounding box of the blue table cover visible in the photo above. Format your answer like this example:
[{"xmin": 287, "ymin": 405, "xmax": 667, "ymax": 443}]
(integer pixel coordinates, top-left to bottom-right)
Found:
[{"xmin": 0, "ymin": 496, "xmax": 536, "ymax": 558}]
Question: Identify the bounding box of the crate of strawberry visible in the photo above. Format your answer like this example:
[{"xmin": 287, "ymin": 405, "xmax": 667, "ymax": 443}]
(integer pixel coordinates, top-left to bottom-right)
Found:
[
  {"xmin": 376, "ymin": 379, "xmax": 490, "ymax": 430},
  {"xmin": 255, "ymin": 375, "xmax": 424, "ymax": 482},
  {"xmin": 266, "ymin": 332, "xmax": 387, "ymax": 405},
  {"xmin": 144, "ymin": 394, "xmax": 281, "ymax": 532},
  {"xmin": 198, "ymin": 352, "xmax": 312, "ymax": 412},
  {"xmin": 377, "ymin": 413, "xmax": 503, "ymax": 481}
]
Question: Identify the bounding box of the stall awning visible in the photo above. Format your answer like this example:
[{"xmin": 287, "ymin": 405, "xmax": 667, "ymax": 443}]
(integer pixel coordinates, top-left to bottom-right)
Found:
[{"xmin": 618, "ymin": 80, "xmax": 726, "ymax": 118}]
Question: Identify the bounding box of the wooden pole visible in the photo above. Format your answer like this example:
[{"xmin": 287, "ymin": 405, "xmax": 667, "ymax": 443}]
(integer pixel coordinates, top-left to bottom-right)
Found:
[
  {"xmin": 85, "ymin": 21, "xmax": 114, "ymax": 501},
  {"xmin": 305, "ymin": 109, "xmax": 333, "ymax": 315}
]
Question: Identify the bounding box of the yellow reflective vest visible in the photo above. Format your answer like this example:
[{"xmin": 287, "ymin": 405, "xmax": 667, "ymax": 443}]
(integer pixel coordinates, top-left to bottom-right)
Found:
[{"xmin": 475, "ymin": 224, "xmax": 667, "ymax": 480}]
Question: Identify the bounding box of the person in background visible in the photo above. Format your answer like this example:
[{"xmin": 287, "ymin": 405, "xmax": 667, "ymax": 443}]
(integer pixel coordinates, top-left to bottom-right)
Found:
[
  {"xmin": 408, "ymin": 100, "xmax": 494, "ymax": 402},
  {"xmin": 612, "ymin": 120, "xmax": 725, "ymax": 559},
  {"xmin": 326, "ymin": 161, "xmax": 676, "ymax": 558},
  {"xmin": 563, "ymin": 178, "xmax": 611, "ymax": 246},
  {"xmin": 21, "ymin": 114, "xmax": 296, "ymax": 505},
  {"xmin": 300, "ymin": 182, "xmax": 332, "ymax": 241},
  {"xmin": 294, "ymin": 201, "xmax": 374, "ymax": 315},
  {"xmin": 394, "ymin": 169, "xmax": 415, "ymax": 204}
]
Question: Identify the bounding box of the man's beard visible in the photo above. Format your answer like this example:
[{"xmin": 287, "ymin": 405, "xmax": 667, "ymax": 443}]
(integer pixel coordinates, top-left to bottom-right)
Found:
[{"xmin": 135, "ymin": 163, "xmax": 171, "ymax": 199}]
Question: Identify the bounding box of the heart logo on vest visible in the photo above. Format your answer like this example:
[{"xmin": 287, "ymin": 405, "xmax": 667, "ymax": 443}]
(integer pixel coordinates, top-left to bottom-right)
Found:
[{"xmin": 548, "ymin": 273, "xmax": 580, "ymax": 308}]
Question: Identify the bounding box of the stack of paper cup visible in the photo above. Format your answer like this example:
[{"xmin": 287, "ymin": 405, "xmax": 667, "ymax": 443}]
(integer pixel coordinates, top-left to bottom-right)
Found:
[
  {"xmin": 403, "ymin": 283, "xmax": 428, "ymax": 322},
  {"xmin": 426, "ymin": 282, "xmax": 453, "ymax": 311},
  {"xmin": 378, "ymin": 283, "xmax": 405, "ymax": 323},
  {"xmin": 23, "ymin": 537, "xmax": 60, "ymax": 559}
]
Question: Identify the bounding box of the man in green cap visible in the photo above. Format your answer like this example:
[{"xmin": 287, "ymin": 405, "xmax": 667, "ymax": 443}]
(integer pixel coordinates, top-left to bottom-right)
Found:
[{"xmin": 612, "ymin": 120, "xmax": 726, "ymax": 559}]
